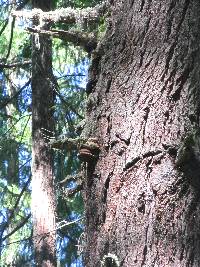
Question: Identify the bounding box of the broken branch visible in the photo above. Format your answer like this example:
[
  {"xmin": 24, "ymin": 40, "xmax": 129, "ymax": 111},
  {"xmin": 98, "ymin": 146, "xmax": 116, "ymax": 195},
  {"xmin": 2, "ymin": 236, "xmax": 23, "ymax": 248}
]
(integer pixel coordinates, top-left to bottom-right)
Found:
[
  {"xmin": 26, "ymin": 27, "xmax": 97, "ymax": 53},
  {"xmin": 49, "ymin": 136, "xmax": 85, "ymax": 150}
]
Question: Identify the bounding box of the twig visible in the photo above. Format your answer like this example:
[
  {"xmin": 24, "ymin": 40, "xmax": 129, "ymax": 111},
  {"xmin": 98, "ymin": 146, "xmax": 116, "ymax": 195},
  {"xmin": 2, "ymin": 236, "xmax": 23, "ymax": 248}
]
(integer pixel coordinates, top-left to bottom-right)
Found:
[
  {"xmin": 0, "ymin": 177, "xmax": 31, "ymax": 237},
  {"xmin": 56, "ymin": 217, "xmax": 84, "ymax": 231},
  {"xmin": 1, "ymin": 114, "xmax": 31, "ymax": 137},
  {"xmin": 0, "ymin": 19, "xmax": 9, "ymax": 36},
  {"xmin": 0, "ymin": 60, "xmax": 31, "ymax": 69},
  {"xmin": 0, "ymin": 79, "xmax": 31, "ymax": 110},
  {"xmin": 1, "ymin": 214, "xmax": 31, "ymax": 242},
  {"xmin": 54, "ymin": 87, "xmax": 84, "ymax": 120},
  {"xmin": 57, "ymin": 74, "xmax": 86, "ymax": 79},
  {"xmin": 6, "ymin": 17, "xmax": 15, "ymax": 60},
  {"xmin": 58, "ymin": 173, "xmax": 83, "ymax": 185},
  {"xmin": 1, "ymin": 216, "xmax": 84, "ymax": 247},
  {"xmin": 20, "ymin": 115, "xmax": 31, "ymax": 143}
]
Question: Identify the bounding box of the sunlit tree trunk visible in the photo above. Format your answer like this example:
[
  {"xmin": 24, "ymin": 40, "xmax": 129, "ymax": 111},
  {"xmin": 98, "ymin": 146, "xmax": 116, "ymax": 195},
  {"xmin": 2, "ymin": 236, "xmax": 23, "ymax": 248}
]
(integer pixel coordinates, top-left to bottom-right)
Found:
[
  {"xmin": 31, "ymin": 0, "xmax": 56, "ymax": 266},
  {"xmin": 84, "ymin": 0, "xmax": 200, "ymax": 266}
]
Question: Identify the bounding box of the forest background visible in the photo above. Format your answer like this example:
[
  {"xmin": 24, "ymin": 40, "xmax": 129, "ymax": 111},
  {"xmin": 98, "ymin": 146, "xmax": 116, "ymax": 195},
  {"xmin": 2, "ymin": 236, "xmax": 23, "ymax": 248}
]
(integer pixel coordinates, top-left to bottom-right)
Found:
[{"xmin": 0, "ymin": 0, "xmax": 102, "ymax": 266}]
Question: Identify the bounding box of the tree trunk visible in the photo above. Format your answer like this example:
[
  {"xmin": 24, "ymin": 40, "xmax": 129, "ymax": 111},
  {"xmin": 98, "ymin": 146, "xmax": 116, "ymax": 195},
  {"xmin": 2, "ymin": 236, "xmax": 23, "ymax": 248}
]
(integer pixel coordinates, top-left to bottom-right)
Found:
[
  {"xmin": 5, "ymin": 71, "xmax": 19, "ymax": 265},
  {"xmin": 6, "ymin": 71, "xmax": 19, "ymax": 185},
  {"xmin": 84, "ymin": 0, "xmax": 200, "ymax": 266},
  {"xmin": 31, "ymin": 0, "xmax": 56, "ymax": 266}
]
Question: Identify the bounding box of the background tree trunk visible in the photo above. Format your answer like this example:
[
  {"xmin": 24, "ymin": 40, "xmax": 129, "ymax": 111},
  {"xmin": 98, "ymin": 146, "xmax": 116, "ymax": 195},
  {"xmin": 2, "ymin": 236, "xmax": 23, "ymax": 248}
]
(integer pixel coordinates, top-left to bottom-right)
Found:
[
  {"xmin": 6, "ymin": 71, "xmax": 19, "ymax": 185},
  {"xmin": 31, "ymin": 0, "xmax": 56, "ymax": 266},
  {"xmin": 84, "ymin": 0, "xmax": 200, "ymax": 266},
  {"xmin": 5, "ymin": 71, "xmax": 19, "ymax": 265}
]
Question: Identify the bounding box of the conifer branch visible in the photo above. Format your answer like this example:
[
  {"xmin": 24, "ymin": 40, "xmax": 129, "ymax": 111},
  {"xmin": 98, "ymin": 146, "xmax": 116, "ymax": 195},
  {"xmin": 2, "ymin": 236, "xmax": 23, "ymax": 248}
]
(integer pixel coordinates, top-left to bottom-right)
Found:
[
  {"xmin": 12, "ymin": 3, "xmax": 107, "ymax": 24},
  {"xmin": 26, "ymin": 27, "xmax": 97, "ymax": 53}
]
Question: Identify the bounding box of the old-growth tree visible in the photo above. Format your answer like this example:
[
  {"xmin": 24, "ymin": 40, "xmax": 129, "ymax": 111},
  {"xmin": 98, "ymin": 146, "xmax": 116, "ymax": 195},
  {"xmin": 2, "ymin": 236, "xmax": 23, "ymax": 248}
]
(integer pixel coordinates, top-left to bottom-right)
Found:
[
  {"xmin": 31, "ymin": 0, "xmax": 56, "ymax": 266},
  {"xmin": 83, "ymin": 0, "xmax": 200, "ymax": 266}
]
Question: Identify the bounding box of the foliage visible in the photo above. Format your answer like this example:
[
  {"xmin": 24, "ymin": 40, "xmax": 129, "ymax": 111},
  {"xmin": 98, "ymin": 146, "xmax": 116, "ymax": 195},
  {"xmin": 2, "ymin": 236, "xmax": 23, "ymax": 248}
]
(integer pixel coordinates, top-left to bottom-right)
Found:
[{"xmin": 56, "ymin": 0, "xmax": 102, "ymax": 8}]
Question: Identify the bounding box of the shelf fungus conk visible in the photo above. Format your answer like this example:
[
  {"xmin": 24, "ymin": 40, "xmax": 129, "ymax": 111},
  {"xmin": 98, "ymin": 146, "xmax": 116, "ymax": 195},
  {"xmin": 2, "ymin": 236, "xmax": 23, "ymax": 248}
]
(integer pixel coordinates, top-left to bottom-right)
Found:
[{"xmin": 78, "ymin": 138, "xmax": 100, "ymax": 162}]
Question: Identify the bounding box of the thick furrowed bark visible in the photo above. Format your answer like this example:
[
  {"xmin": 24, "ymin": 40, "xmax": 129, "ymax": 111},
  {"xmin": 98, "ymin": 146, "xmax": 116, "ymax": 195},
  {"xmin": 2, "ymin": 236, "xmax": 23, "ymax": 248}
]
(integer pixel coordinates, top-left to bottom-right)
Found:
[{"xmin": 84, "ymin": 1, "xmax": 200, "ymax": 266}]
